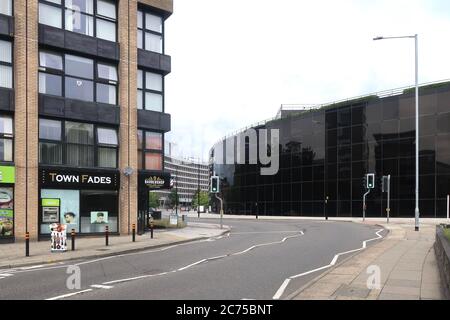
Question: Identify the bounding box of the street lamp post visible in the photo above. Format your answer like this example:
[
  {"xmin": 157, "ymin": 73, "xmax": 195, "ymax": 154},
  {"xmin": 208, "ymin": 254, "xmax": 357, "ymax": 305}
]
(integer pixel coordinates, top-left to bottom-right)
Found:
[
  {"xmin": 197, "ymin": 160, "xmax": 200, "ymax": 218},
  {"xmin": 374, "ymin": 34, "xmax": 420, "ymax": 231}
]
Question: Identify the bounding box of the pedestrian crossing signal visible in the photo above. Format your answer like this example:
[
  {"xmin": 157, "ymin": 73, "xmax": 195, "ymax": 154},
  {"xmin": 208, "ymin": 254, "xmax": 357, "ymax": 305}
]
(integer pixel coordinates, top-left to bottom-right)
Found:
[{"xmin": 210, "ymin": 176, "xmax": 219, "ymax": 193}]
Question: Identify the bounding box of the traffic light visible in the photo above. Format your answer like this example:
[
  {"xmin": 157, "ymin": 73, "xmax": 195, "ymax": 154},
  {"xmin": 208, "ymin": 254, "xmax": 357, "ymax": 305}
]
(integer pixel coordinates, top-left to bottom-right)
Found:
[
  {"xmin": 210, "ymin": 176, "xmax": 219, "ymax": 193},
  {"xmin": 367, "ymin": 173, "xmax": 375, "ymax": 189}
]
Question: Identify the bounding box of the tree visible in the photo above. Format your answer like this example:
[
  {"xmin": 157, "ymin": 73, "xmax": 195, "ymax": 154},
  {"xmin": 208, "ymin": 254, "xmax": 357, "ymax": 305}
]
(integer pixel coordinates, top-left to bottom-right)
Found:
[
  {"xmin": 168, "ymin": 189, "xmax": 179, "ymax": 207},
  {"xmin": 149, "ymin": 192, "xmax": 159, "ymax": 209},
  {"xmin": 191, "ymin": 190, "xmax": 210, "ymax": 208}
]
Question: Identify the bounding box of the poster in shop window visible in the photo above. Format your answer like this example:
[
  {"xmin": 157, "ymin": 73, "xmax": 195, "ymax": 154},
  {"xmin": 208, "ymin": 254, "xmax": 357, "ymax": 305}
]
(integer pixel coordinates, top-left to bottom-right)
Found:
[
  {"xmin": 0, "ymin": 209, "xmax": 13, "ymax": 237},
  {"xmin": 91, "ymin": 211, "xmax": 108, "ymax": 224},
  {"xmin": 0, "ymin": 188, "xmax": 13, "ymax": 209}
]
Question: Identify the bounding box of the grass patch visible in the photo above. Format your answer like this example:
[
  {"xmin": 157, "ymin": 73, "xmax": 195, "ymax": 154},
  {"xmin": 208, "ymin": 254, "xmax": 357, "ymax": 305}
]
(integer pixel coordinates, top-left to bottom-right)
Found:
[
  {"xmin": 152, "ymin": 218, "xmax": 187, "ymax": 229},
  {"xmin": 444, "ymin": 227, "xmax": 450, "ymax": 243}
]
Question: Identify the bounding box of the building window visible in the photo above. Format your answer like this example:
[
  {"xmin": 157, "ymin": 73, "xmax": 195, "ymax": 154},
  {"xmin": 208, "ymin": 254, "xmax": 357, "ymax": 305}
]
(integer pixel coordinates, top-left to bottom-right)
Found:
[
  {"xmin": 137, "ymin": 129, "xmax": 162, "ymax": 170},
  {"xmin": 0, "ymin": 0, "xmax": 12, "ymax": 16},
  {"xmin": 137, "ymin": 9, "xmax": 163, "ymax": 53},
  {"xmin": 0, "ymin": 115, "xmax": 13, "ymax": 162},
  {"xmin": 39, "ymin": 119, "xmax": 118, "ymax": 168},
  {"xmin": 137, "ymin": 69, "xmax": 163, "ymax": 112},
  {"xmin": 0, "ymin": 40, "xmax": 12, "ymax": 89},
  {"xmin": 39, "ymin": 51, "xmax": 118, "ymax": 105},
  {"xmin": 39, "ymin": 0, "xmax": 117, "ymax": 42}
]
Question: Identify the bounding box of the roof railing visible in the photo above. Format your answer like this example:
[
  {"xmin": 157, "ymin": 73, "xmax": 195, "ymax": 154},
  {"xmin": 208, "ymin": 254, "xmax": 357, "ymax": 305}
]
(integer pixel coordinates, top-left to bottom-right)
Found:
[{"xmin": 212, "ymin": 79, "xmax": 450, "ymax": 147}]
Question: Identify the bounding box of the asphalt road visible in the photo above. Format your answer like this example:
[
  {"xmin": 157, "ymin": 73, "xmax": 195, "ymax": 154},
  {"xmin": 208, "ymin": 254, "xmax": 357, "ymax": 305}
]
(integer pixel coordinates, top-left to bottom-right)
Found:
[{"xmin": 0, "ymin": 219, "xmax": 387, "ymax": 300}]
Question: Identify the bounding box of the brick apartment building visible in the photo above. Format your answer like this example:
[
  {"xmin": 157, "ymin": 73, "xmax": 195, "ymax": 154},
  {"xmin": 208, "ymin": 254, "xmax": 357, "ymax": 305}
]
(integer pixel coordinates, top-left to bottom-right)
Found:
[{"xmin": 0, "ymin": 0, "xmax": 173, "ymax": 242}]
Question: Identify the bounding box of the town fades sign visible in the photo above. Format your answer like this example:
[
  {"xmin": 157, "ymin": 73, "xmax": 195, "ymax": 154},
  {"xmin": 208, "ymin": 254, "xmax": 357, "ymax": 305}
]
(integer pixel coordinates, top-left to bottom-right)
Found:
[{"xmin": 40, "ymin": 168, "xmax": 120, "ymax": 190}]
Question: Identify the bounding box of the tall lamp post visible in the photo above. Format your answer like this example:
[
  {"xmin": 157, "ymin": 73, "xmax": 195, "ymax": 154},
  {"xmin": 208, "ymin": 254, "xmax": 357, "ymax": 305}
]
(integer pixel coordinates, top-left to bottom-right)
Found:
[{"xmin": 374, "ymin": 34, "xmax": 420, "ymax": 231}]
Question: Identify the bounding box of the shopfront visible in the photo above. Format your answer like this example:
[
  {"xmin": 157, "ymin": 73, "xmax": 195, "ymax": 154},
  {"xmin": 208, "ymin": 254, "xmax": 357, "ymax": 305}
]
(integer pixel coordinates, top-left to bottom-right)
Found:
[
  {"xmin": 0, "ymin": 166, "xmax": 15, "ymax": 242},
  {"xmin": 39, "ymin": 167, "xmax": 120, "ymax": 237}
]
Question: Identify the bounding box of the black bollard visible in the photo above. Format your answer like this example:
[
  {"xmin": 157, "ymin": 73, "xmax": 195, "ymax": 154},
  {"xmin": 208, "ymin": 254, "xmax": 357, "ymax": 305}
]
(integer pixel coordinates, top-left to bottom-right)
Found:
[
  {"xmin": 132, "ymin": 224, "xmax": 136, "ymax": 242},
  {"xmin": 71, "ymin": 229, "xmax": 76, "ymax": 251},
  {"xmin": 105, "ymin": 226, "xmax": 109, "ymax": 246},
  {"xmin": 25, "ymin": 232, "xmax": 30, "ymax": 257}
]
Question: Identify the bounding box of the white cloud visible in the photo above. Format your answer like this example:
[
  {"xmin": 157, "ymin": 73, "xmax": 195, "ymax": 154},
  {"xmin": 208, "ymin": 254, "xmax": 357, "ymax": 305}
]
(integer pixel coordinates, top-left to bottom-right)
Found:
[{"xmin": 165, "ymin": 0, "xmax": 450, "ymax": 161}]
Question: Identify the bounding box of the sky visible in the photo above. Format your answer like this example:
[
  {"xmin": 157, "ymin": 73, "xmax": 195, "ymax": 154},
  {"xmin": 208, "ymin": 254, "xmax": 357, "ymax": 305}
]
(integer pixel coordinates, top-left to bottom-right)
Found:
[{"xmin": 164, "ymin": 0, "xmax": 450, "ymax": 162}]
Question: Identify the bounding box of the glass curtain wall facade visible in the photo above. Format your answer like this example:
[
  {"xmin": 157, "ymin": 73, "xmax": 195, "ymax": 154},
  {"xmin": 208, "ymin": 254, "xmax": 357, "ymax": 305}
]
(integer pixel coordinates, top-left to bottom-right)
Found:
[{"xmin": 211, "ymin": 83, "xmax": 450, "ymax": 218}]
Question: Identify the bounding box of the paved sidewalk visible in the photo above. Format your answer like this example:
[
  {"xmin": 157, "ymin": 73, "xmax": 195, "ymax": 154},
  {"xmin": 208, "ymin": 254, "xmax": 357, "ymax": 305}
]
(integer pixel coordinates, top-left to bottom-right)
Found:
[
  {"xmin": 0, "ymin": 222, "xmax": 229, "ymax": 269},
  {"xmin": 290, "ymin": 220, "xmax": 446, "ymax": 300}
]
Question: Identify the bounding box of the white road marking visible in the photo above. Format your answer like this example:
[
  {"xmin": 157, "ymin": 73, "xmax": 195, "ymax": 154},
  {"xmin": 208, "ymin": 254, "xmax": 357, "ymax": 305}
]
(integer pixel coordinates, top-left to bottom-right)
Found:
[
  {"xmin": 90, "ymin": 284, "xmax": 114, "ymax": 289},
  {"xmin": 0, "ymin": 277, "xmax": 4, "ymax": 280},
  {"xmin": 46, "ymin": 289, "xmax": 93, "ymax": 300},
  {"xmin": 178, "ymin": 259, "xmax": 207, "ymax": 271},
  {"xmin": 102, "ymin": 272, "xmax": 169, "ymax": 285},
  {"xmin": 232, "ymin": 231, "xmax": 300, "ymax": 235},
  {"xmin": 273, "ymin": 279, "xmax": 291, "ymax": 300},
  {"xmin": 273, "ymin": 228, "xmax": 385, "ymax": 300},
  {"xmin": 18, "ymin": 265, "xmax": 45, "ymax": 270},
  {"xmin": 0, "ymin": 273, "xmax": 13, "ymax": 277}
]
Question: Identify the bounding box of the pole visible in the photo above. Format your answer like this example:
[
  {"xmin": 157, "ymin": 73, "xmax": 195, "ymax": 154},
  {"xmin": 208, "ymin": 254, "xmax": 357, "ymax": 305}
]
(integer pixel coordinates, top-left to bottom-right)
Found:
[
  {"xmin": 363, "ymin": 190, "xmax": 371, "ymax": 222},
  {"xmin": 105, "ymin": 226, "xmax": 109, "ymax": 246},
  {"xmin": 215, "ymin": 194, "xmax": 223, "ymax": 229},
  {"xmin": 414, "ymin": 34, "xmax": 420, "ymax": 232},
  {"xmin": 325, "ymin": 196, "xmax": 329, "ymax": 220},
  {"xmin": 132, "ymin": 224, "xmax": 136, "ymax": 242},
  {"xmin": 386, "ymin": 175, "xmax": 391, "ymax": 224},
  {"xmin": 447, "ymin": 195, "xmax": 449, "ymax": 221},
  {"xmin": 197, "ymin": 160, "xmax": 200, "ymax": 218},
  {"xmin": 176, "ymin": 166, "xmax": 178, "ymax": 217},
  {"xmin": 150, "ymin": 220, "xmax": 154, "ymax": 239}
]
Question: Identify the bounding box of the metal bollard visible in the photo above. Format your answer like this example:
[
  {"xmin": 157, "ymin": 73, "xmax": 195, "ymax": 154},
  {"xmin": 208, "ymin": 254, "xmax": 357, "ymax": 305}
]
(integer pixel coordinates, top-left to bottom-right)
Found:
[
  {"xmin": 71, "ymin": 229, "xmax": 76, "ymax": 251},
  {"xmin": 25, "ymin": 232, "xmax": 30, "ymax": 257},
  {"xmin": 132, "ymin": 224, "xmax": 136, "ymax": 242},
  {"xmin": 150, "ymin": 221, "xmax": 154, "ymax": 239},
  {"xmin": 105, "ymin": 226, "xmax": 109, "ymax": 246}
]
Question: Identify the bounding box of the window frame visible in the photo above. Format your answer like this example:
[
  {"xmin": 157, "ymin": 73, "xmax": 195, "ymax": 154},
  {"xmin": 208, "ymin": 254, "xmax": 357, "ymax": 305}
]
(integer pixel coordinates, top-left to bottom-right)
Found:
[
  {"xmin": 137, "ymin": 129, "xmax": 163, "ymax": 171},
  {"xmin": 39, "ymin": 118, "xmax": 119, "ymax": 168},
  {"xmin": 38, "ymin": 50, "xmax": 118, "ymax": 105},
  {"xmin": 38, "ymin": 0, "xmax": 118, "ymax": 42},
  {"xmin": 137, "ymin": 68, "xmax": 164, "ymax": 112},
  {"xmin": 137, "ymin": 7, "xmax": 164, "ymax": 54},
  {"xmin": 0, "ymin": 115, "xmax": 13, "ymax": 163},
  {"xmin": 0, "ymin": 40, "xmax": 13, "ymax": 90}
]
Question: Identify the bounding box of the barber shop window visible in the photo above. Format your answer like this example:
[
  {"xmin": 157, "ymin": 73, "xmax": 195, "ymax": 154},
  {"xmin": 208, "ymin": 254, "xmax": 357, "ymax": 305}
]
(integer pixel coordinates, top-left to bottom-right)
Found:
[
  {"xmin": 39, "ymin": 51, "xmax": 118, "ymax": 105},
  {"xmin": 137, "ymin": 69, "xmax": 163, "ymax": 112},
  {"xmin": 0, "ymin": 116, "xmax": 13, "ymax": 162},
  {"xmin": 137, "ymin": 9, "xmax": 163, "ymax": 53},
  {"xmin": 0, "ymin": 0, "xmax": 12, "ymax": 16},
  {"xmin": 39, "ymin": 0, "xmax": 117, "ymax": 41},
  {"xmin": 137, "ymin": 130, "xmax": 163, "ymax": 171},
  {"xmin": 39, "ymin": 118, "xmax": 118, "ymax": 168},
  {"xmin": 0, "ymin": 40, "xmax": 12, "ymax": 89}
]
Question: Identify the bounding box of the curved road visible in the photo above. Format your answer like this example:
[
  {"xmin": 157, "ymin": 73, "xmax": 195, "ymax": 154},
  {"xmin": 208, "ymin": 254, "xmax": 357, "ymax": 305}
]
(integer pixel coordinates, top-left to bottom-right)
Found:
[{"xmin": 0, "ymin": 219, "xmax": 387, "ymax": 300}]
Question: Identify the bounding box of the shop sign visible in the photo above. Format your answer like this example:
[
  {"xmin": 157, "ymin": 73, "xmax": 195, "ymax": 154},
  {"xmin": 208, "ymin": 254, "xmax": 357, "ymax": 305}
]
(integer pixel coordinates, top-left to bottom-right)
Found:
[
  {"xmin": 0, "ymin": 166, "xmax": 15, "ymax": 184},
  {"xmin": 144, "ymin": 176, "xmax": 167, "ymax": 189},
  {"xmin": 140, "ymin": 172, "xmax": 171, "ymax": 190},
  {"xmin": 40, "ymin": 168, "xmax": 119, "ymax": 190}
]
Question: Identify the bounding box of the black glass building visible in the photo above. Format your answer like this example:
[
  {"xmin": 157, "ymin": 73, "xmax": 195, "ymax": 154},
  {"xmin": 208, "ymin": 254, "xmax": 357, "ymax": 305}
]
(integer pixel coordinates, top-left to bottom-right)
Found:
[{"xmin": 210, "ymin": 82, "xmax": 450, "ymax": 218}]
